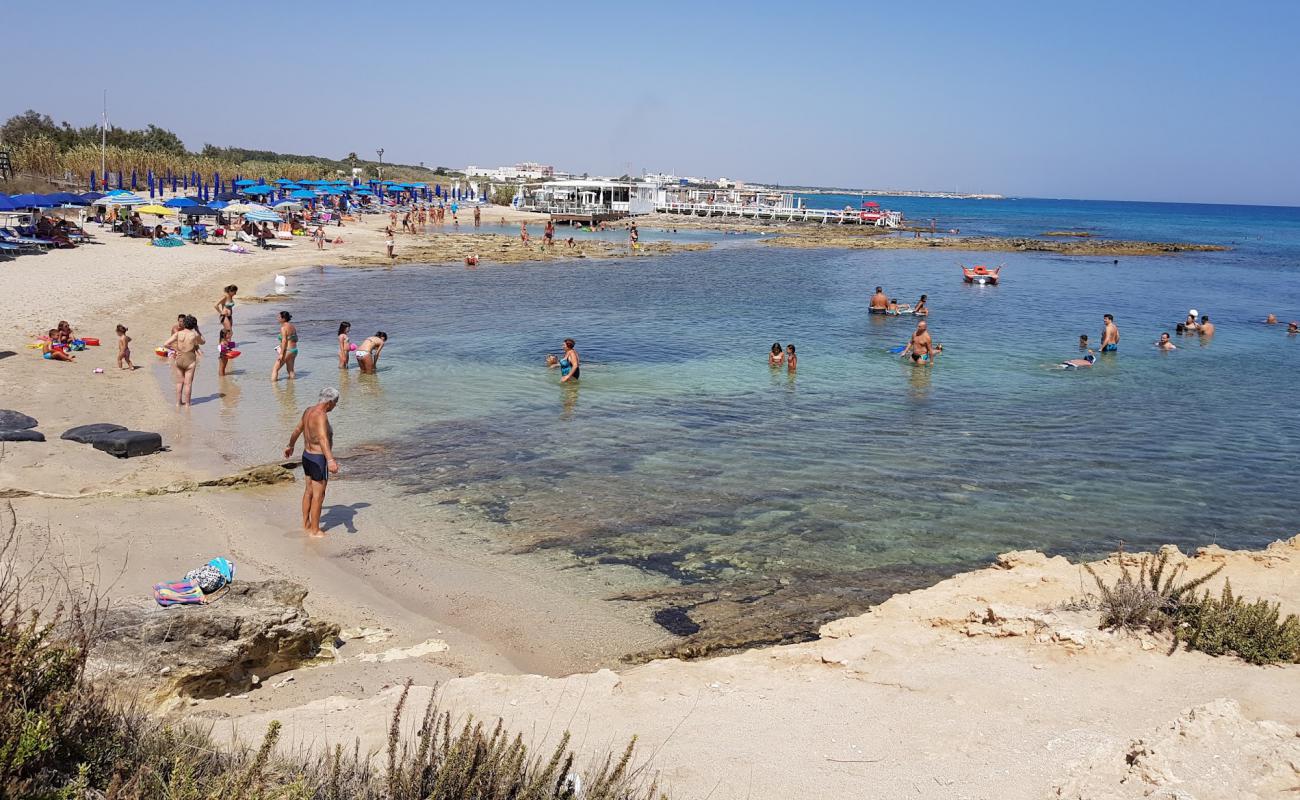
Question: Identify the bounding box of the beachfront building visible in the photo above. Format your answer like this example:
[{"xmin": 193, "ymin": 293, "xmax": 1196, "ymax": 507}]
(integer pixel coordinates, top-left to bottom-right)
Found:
[
  {"xmin": 655, "ymin": 184, "xmax": 903, "ymax": 226},
  {"xmin": 522, "ymin": 179, "xmax": 657, "ymax": 223},
  {"xmin": 465, "ymin": 162, "xmax": 556, "ymax": 181}
]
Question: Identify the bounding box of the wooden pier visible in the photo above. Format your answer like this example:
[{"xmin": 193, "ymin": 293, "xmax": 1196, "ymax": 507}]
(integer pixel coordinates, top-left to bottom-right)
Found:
[{"xmin": 550, "ymin": 210, "xmax": 627, "ymax": 225}]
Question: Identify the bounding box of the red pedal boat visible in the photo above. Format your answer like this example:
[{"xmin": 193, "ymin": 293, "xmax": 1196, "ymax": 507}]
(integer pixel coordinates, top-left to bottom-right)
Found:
[{"xmin": 962, "ymin": 264, "xmax": 1001, "ymax": 285}]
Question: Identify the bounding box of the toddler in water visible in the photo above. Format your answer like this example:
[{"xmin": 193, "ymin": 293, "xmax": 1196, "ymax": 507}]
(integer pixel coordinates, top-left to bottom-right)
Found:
[
  {"xmin": 116, "ymin": 324, "xmax": 134, "ymax": 370},
  {"xmin": 1079, "ymin": 334, "xmax": 1089, "ymax": 349},
  {"xmin": 217, "ymin": 329, "xmax": 235, "ymax": 376}
]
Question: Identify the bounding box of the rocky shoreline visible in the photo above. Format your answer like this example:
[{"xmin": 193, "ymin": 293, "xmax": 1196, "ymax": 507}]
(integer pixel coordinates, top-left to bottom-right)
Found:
[
  {"xmin": 335, "ymin": 232, "xmax": 710, "ymax": 268},
  {"xmin": 629, "ymin": 212, "xmax": 1228, "ymax": 256}
]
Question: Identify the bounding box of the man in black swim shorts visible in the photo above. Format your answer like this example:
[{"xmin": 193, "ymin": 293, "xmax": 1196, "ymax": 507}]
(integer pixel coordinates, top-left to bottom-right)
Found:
[{"xmin": 284, "ymin": 387, "xmax": 340, "ymax": 537}]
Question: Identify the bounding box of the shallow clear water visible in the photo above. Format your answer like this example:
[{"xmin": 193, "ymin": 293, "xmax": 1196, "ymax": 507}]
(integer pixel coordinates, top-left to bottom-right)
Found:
[{"xmin": 189, "ymin": 199, "xmax": 1300, "ymax": 642}]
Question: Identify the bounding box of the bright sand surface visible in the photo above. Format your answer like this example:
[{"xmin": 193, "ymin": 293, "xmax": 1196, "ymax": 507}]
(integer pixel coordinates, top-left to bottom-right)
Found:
[{"xmin": 3, "ymin": 209, "xmax": 1298, "ymax": 799}]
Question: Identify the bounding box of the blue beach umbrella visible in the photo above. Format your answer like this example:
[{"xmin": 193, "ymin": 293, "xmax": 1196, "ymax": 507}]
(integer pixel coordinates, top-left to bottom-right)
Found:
[
  {"xmin": 80, "ymin": 191, "xmax": 105, "ymax": 202},
  {"xmin": 0, "ymin": 194, "xmax": 19, "ymax": 212},
  {"xmin": 209, "ymin": 200, "xmax": 229, "ymax": 210},
  {"xmin": 243, "ymin": 209, "xmax": 282, "ymax": 223},
  {"xmin": 116, "ymin": 172, "xmax": 123, "ymax": 190},
  {"xmin": 48, "ymin": 192, "xmax": 87, "ymax": 205},
  {"xmin": 233, "ymin": 178, "xmax": 257, "ymax": 186},
  {"xmin": 164, "ymin": 197, "xmax": 199, "ymax": 208},
  {"xmin": 10, "ymin": 193, "xmax": 52, "ymax": 208},
  {"xmin": 289, "ymin": 189, "xmax": 317, "ymax": 199},
  {"xmin": 241, "ymin": 184, "xmax": 274, "ymax": 195},
  {"xmin": 89, "ymin": 170, "xmax": 96, "ymax": 190}
]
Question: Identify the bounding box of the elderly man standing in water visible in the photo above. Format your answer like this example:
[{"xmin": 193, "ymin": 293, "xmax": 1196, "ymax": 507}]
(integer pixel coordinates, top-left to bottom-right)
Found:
[{"xmin": 285, "ymin": 387, "xmax": 340, "ymax": 537}]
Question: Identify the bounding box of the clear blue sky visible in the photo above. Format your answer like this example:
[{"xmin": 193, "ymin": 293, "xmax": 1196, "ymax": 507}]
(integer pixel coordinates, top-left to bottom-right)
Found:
[{"xmin": 2, "ymin": 1, "xmax": 1297, "ymax": 205}]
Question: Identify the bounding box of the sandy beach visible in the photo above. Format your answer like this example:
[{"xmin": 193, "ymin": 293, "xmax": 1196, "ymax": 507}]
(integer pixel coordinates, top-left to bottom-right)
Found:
[
  {"xmin": 1, "ymin": 204, "xmax": 677, "ymax": 682},
  {"xmin": 3, "ymin": 204, "xmax": 1297, "ymax": 800}
]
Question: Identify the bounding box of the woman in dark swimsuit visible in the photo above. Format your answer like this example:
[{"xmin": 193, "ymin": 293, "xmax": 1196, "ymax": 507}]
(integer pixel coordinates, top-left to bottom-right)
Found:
[{"xmin": 214, "ymin": 284, "xmax": 237, "ymax": 335}]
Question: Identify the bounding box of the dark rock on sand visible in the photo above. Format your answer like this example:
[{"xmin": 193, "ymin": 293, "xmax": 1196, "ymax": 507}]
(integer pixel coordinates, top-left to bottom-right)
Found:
[
  {"xmin": 91, "ymin": 430, "xmax": 163, "ymax": 458},
  {"xmin": 90, "ymin": 580, "xmax": 340, "ymax": 702},
  {"xmin": 0, "ymin": 429, "xmax": 45, "ymax": 442},
  {"xmin": 61, "ymin": 423, "xmax": 128, "ymax": 443},
  {"xmin": 0, "ymin": 410, "xmax": 39, "ymax": 430}
]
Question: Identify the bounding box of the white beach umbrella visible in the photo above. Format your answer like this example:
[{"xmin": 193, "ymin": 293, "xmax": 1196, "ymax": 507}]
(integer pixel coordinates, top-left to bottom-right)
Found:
[
  {"xmin": 98, "ymin": 192, "xmax": 148, "ymax": 206},
  {"xmin": 224, "ymin": 202, "xmax": 268, "ymax": 214}
]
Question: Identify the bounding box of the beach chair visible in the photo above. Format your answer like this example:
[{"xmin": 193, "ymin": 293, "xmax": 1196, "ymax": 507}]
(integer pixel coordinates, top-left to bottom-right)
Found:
[{"xmin": 0, "ymin": 242, "xmax": 19, "ymax": 260}]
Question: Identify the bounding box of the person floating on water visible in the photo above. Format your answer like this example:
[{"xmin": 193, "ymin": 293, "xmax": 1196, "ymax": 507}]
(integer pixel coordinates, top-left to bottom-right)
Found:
[
  {"xmin": 900, "ymin": 321, "xmax": 935, "ymax": 365},
  {"xmin": 547, "ymin": 338, "xmax": 580, "ymax": 382},
  {"xmin": 284, "ymin": 387, "xmax": 340, "ymax": 538},
  {"xmin": 1157, "ymin": 332, "xmax": 1177, "ymax": 350},
  {"xmin": 769, "ymin": 342, "xmax": 784, "ymax": 367},
  {"xmin": 1100, "ymin": 314, "xmax": 1120, "ymax": 352},
  {"xmin": 1060, "ymin": 349, "xmax": 1097, "ymax": 369},
  {"xmin": 869, "ymin": 287, "xmax": 889, "ymax": 314}
]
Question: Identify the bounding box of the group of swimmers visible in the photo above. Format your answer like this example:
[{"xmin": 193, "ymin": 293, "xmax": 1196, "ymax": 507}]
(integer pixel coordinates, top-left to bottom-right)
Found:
[
  {"xmin": 768, "ymin": 343, "xmax": 797, "ymax": 370},
  {"xmin": 1265, "ymin": 314, "xmax": 1300, "ymax": 334},
  {"xmin": 869, "ymin": 287, "xmax": 929, "ymax": 316}
]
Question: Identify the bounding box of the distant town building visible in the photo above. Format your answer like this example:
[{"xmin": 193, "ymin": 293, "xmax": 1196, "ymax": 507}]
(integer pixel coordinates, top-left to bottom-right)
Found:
[{"xmin": 464, "ymin": 162, "xmax": 556, "ymax": 181}]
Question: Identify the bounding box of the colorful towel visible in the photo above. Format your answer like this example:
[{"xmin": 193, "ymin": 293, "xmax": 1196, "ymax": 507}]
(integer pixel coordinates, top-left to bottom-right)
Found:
[{"xmin": 153, "ymin": 579, "xmax": 205, "ymax": 606}]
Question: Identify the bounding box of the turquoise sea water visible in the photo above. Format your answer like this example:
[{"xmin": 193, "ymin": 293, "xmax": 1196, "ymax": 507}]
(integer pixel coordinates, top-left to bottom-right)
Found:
[{"xmin": 223, "ymin": 198, "xmax": 1300, "ymax": 641}]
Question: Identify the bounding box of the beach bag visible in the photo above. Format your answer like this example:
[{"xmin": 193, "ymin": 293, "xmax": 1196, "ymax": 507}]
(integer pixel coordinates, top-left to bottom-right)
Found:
[{"xmin": 154, "ymin": 557, "xmax": 235, "ymax": 606}]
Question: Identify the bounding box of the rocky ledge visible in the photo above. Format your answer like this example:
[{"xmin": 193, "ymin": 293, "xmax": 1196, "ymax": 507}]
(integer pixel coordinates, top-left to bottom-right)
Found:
[{"xmin": 89, "ymin": 580, "xmax": 339, "ymax": 706}]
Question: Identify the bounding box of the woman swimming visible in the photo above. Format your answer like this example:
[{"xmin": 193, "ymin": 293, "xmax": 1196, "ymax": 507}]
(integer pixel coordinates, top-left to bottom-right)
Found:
[
  {"xmin": 355, "ymin": 331, "xmax": 388, "ymax": 374},
  {"xmin": 272, "ymin": 311, "xmax": 298, "ymax": 381},
  {"xmin": 914, "ymin": 294, "xmax": 929, "ymax": 316},
  {"xmin": 163, "ymin": 315, "xmax": 204, "ymax": 405},
  {"xmin": 214, "ymin": 285, "xmax": 237, "ymax": 335},
  {"xmin": 1059, "ymin": 350, "xmax": 1097, "ymax": 369},
  {"xmin": 337, "ymin": 321, "xmax": 352, "ymax": 369},
  {"xmin": 768, "ymin": 342, "xmax": 784, "ymax": 367}
]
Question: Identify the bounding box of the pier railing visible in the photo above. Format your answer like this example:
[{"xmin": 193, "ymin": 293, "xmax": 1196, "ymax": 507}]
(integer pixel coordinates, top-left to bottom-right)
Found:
[{"xmin": 655, "ymin": 201, "xmax": 901, "ymax": 227}]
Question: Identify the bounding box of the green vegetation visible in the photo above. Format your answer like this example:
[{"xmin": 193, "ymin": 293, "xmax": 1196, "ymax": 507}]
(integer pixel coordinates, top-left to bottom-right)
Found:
[
  {"xmin": 0, "ymin": 548, "xmax": 661, "ymax": 798},
  {"xmin": 1177, "ymin": 580, "xmax": 1300, "ymax": 665},
  {"xmin": 1085, "ymin": 548, "xmax": 1299, "ymax": 665},
  {"xmin": 0, "ymin": 109, "xmax": 454, "ymax": 185}
]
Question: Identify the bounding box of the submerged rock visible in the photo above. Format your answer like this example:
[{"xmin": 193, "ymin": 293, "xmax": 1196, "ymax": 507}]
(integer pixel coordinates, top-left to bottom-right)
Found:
[{"xmin": 89, "ymin": 580, "xmax": 340, "ymax": 704}]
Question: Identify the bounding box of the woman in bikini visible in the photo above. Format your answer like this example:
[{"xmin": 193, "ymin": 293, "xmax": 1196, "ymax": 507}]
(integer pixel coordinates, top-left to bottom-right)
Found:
[
  {"xmin": 272, "ymin": 311, "xmax": 299, "ymax": 381},
  {"xmin": 355, "ymin": 331, "xmax": 388, "ymax": 374},
  {"xmin": 768, "ymin": 342, "xmax": 785, "ymax": 367},
  {"xmin": 214, "ymin": 284, "xmax": 237, "ymax": 335},
  {"xmin": 337, "ymin": 321, "xmax": 352, "ymax": 369},
  {"xmin": 163, "ymin": 315, "xmax": 204, "ymax": 406}
]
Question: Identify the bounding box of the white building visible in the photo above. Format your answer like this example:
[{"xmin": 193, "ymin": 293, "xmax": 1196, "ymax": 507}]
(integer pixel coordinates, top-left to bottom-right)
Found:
[
  {"xmin": 523, "ymin": 179, "xmax": 657, "ymax": 219},
  {"xmin": 464, "ymin": 162, "xmax": 556, "ymax": 181}
]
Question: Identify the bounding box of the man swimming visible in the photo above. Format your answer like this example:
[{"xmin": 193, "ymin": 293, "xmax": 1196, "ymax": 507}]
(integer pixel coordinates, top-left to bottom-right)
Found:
[
  {"xmin": 901, "ymin": 320, "xmax": 935, "ymax": 365},
  {"xmin": 1198, "ymin": 315, "xmax": 1214, "ymax": 337},
  {"xmin": 1157, "ymin": 332, "xmax": 1177, "ymax": 350},
  {"xmin": 1060, "ymin": 350, "xmax": 1097, "ymax": 369},
  {"xmin": 284, "ymin": 387, "xmax": 340, "ymax": 537},
  {"xmin": 1100, "ymin": 314, "xmax": 1120, "ymax": 352},
  {"xmin": 869, "ymin": 287, "xmax": 889, "ymax": 314}
]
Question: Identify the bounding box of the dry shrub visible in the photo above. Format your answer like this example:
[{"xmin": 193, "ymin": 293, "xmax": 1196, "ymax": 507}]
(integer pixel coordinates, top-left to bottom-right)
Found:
[{"xmin": 0, "ymin": 510, "xmax": 664, "ymax": 799}]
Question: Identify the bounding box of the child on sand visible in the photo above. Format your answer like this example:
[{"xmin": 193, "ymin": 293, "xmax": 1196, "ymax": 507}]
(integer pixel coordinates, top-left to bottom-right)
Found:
[
  {"xmin": 43, "ymin": 330, "xmax": 74, "ymax": 362},
  {"xmin": 116, "ymin": 324, "xmax": 134, "ymax": 370}
]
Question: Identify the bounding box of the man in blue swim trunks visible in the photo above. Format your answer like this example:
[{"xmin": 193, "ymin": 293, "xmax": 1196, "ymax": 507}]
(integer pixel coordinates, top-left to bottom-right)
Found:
[
  {"xmin": 1100, "ymin": 314, "xmax": 1120, "ymax": 352},
  {"xmin": 284, "ymin": 387, "xmax": 340, "ymax": 537}
]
